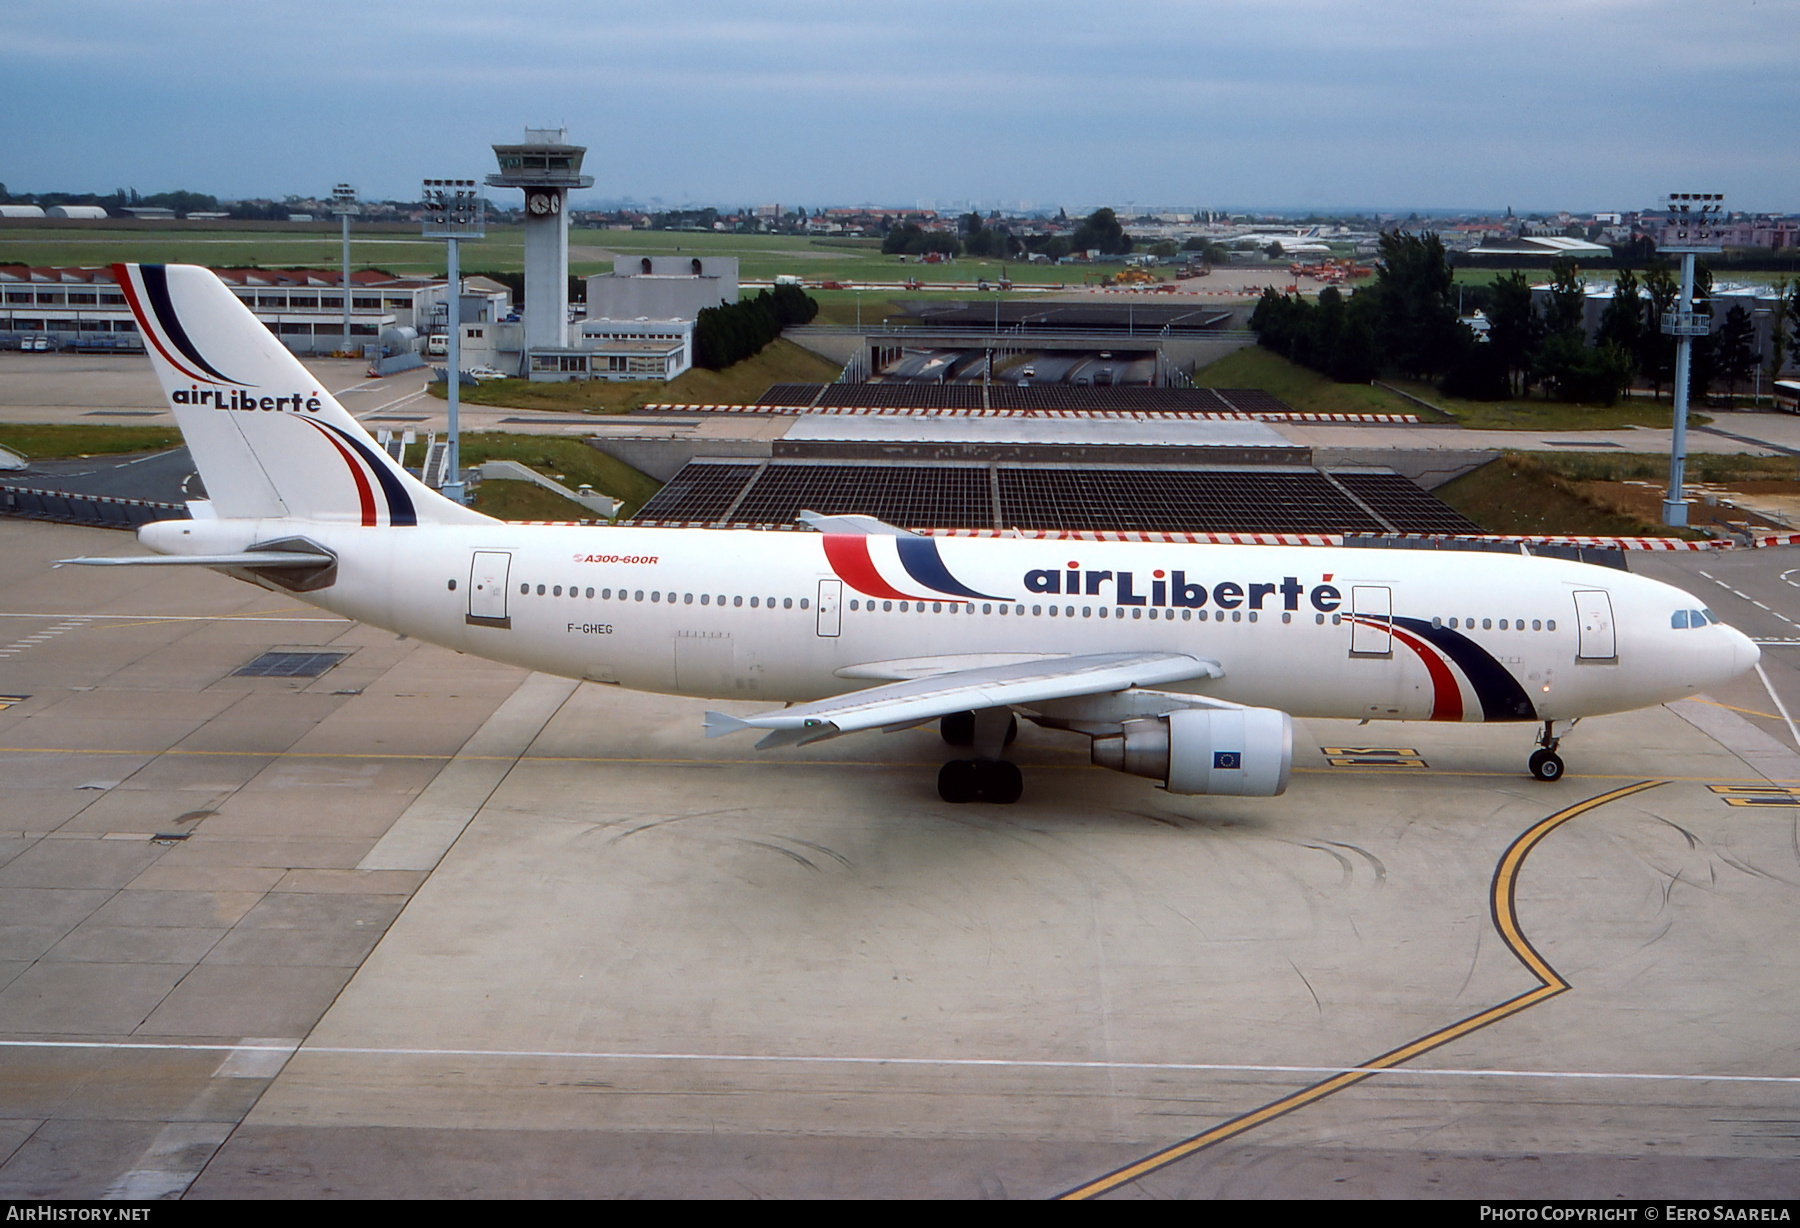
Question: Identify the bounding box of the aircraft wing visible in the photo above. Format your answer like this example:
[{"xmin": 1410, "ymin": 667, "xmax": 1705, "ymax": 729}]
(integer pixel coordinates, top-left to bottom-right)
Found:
[{"xmin": 704, "ymin": 651, "xmax": 1223, "ymax": 749}]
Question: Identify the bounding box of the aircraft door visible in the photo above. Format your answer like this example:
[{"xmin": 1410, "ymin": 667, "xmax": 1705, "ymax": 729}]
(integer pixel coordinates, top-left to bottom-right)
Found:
[
  {"xmin": 817, "ymin": 579, "xmax": 842, "ymax": 637},
  {"xmin": 1350, "ymin": 585, "xmax": 1392, "ymax": 656},
  {"xmin": 467, "ymin": 551, "xmax": 512, "ymax": 628},
  {"xmin": 1574, "ymin": 590, "xmax": 1616, "ymax": 660}
]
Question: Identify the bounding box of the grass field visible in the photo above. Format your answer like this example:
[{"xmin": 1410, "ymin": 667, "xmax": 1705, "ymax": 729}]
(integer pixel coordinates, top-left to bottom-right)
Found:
[
  {"xmin": 1383, "ymin": 378, "xmax": 1710, "ymax": 431},
  {"xmin": 1433, "ymin": 455, "xmax": 1688, "ymax": 537},
  {"xmin": 425, "ymin": 338, "xmax": 840, "ymax": 412},
  {"xmin": 1425, "ymin": 451, "xmax": 1796, "ymax": 538},
  {"xmin": 468, "ymin": 478, "xmax": 598, "ymax": 522},
  {"xmin": 1192, "ymin": 347, "xmax": 1433, "ymax": 417},
  {"xmin": 0, "ymin": 423, "xmax": 181, "ymax": 458},
  {"xmin": 0, "ymin": 220, "xmax": 1088, "ymax": 293},
  {"xmin": 403, "ymin": 433, "xmax": 662, "ymax": 518}
]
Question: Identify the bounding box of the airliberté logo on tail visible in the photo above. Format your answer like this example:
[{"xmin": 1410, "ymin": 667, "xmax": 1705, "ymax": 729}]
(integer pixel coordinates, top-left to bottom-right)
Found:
[{"xmin": 170, "ymin": 386, "xmax": 325, "ymax": 412}]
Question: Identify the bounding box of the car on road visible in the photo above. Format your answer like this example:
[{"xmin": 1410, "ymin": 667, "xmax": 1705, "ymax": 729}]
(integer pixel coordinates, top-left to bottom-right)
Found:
[
  {"xmin": 1020, "ymin": 365, "xmax": 1036, "ymax": 377},
  {"xmin": 467, "ymin": 366, "xmax": 508, "ymax": 382}
]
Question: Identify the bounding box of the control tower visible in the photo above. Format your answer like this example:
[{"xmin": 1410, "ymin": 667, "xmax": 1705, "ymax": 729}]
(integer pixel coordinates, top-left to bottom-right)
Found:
[{"xmin": 487, "ymin": 127, "xmax": 594, "ymax": 352}]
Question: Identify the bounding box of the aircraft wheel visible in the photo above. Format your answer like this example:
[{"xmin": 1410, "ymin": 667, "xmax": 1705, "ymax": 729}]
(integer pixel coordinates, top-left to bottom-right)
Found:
[
  {"xmin": 976, "ymin": 759, "xmax": 1024, "ymax": 804},
  {"xmin": 1528, "ymin": 749, "xmax": 1565, "ymax": 782},
  {"xmin": 938, "ymin": 759, "xmax": 979, "ymax": 803}
]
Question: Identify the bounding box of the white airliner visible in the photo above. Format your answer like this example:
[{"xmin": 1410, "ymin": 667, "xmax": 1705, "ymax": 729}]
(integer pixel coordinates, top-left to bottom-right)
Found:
[{"xmin": 65, "ymin": 264, "xmax": 1760, "ymax": 803}]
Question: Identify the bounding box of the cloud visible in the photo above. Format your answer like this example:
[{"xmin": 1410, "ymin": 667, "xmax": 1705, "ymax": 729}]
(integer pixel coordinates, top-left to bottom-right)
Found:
[{"xmin": 2, "ymin": 0, "xmax": 1794, "ymax": 210}]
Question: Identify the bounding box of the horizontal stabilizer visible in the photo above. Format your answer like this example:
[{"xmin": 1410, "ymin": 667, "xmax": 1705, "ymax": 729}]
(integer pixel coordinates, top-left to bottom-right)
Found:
[
  {"xmin": 58, "ymin": 552, "xmax": 334, "ymax": 569},
  {"xmin": 702, "ymin": 711, "xmax": 751, "ymax": 738}
]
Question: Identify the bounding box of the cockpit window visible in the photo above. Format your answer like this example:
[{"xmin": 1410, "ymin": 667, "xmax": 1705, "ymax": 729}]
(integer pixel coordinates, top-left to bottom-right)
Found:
[
  {"xmin": 1701, "ymin": 608, "xmax": 1719, "ymax": 625},
  {"xmin": 1671, "ymin": 610, "xmax": 1690, "ymax": 629}
]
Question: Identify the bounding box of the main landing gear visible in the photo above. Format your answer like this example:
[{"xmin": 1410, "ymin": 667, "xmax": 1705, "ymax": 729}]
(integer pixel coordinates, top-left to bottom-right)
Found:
[
  {"xmin": 1528, "ymin": 720, "xmax": 1569, "ymax": 782},
  {"xmin": 938, "ymin": 709, "xmax": 1023, "ymax": 804}
]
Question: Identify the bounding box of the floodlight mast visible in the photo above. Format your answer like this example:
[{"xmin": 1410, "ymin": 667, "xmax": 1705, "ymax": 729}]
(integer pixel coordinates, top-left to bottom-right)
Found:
[
  {"xmin": 329, "ymin": 184, "xmax": 358, "ymax": 355},
  {"xmin": 422, "ymin": 179, "xmax": 486, "ymax": 505},
  {"xmin": 1659, "ymin": 192, "xmax": 1725, "ymax": 528}
]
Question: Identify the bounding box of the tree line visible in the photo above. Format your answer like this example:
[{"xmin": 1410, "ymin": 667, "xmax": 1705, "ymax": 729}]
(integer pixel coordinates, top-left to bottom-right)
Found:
[
  {"xmin": 880, "ymin": 208, "xmax": 1135, "ymax": 260},
  {"xmin": 1251, "ymin": 232, "xmax": 1798, "ymax": 405},
  {"xmin": 692, "ymin": 285, "xmax": 819, "ymax": 370}
]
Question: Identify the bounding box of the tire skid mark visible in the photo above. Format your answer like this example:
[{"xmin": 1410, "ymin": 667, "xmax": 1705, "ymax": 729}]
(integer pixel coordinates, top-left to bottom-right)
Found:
[{"xmin": 1058, "ymin": 778, "xmax": 1667, "ymax": 1200}]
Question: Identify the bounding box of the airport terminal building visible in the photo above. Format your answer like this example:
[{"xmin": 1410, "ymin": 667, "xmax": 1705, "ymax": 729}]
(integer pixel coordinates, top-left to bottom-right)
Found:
[{"xmin": 0, "ymin": 265, "xmax": 509, "ymax": 358}]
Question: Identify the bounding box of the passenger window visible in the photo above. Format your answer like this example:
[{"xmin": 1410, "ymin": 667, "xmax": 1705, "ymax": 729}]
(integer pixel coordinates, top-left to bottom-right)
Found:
[
  {"xmin": 537, "ymin": 584, "xmax": 546, "ymax": 596},
  {"xmin": 733, "ymin": 596, "xmax": 742, "ymax": 607},
  {"xmin": 1282, "ymin": 612, "xmax": 1292, "ymax": 624},
  {"xmin": 1532, "ymin": 619, "xmax": 1541, "ymax": 631},
  {"xmin": 1482, "ymin": 618, "xmax": 1491, "ymax": 629},
  {"xmin": 651, "ymin": 591, "xmax": 660, "ymax": 602},
  {"xmin": 635, "ymin": 590, "xmax": 644, "ymax": 601},
  {"xmin": 701, "ymin": 594, "xmax": 710, "ymax": 605},
  {"xmin": 1131, "ymin": 608, "xmax": 1142, "ymax": 619},
  {"xmin": 1547, "ymin": 619, "xmax": 1556, "ymax": 631},
  {"xmin": 520, "ymin": 583, "xmax": 529, "ymax": 595},
  {"xmin": 684, "ymin": 593, "xmax": 693, "ymax": 604},
  {"xmin": 586, "ymin": 588, "xmax": 594, "ymax": 598},
  {"xmin": 800, "ymin": 598, "xmax": 809, "ymax": 609},
  {"xmin": 982, "ymin": 603, "xmax": 992, "ymax": 614},
  {"xmin": 883, "ymin": 600, "xmax": 893, "ymax": 612},
  {"xmin": 750, "ymin": 597, "xmax": 759, "ymax": 608},
  {"xmin": 783, "ymin": 598, "xmax": 793, "ymax": 609}
]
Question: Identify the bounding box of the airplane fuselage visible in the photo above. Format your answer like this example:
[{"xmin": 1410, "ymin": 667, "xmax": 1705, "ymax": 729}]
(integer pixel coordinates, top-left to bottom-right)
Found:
[{"xmin": 143, "ymin": 518, "xmax": 1755, "ymax": 725}]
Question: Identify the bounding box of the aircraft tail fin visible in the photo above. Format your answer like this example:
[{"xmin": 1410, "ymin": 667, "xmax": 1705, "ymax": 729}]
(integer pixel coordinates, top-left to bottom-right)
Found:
[{"xmin": 114, "ymin": 263, "xmax": 487, "ymax": 525}]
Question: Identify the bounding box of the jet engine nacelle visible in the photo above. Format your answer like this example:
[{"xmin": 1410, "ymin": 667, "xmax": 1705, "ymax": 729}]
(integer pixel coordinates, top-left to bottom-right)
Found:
[{"xmin": 1091, "ymin": 707, "xmax": 1292, "ymax": 796}]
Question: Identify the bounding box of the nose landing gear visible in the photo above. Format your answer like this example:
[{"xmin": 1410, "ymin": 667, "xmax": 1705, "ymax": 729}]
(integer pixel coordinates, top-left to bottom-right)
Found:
[{"xmin": 1528, "ymin": 720, "xmax": 1572, "ymax": 782}]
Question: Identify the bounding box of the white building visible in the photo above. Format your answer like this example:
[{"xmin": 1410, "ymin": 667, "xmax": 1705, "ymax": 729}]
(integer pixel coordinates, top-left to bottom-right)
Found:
[
  {"xmin": 585, "ymin": 256, "xmax": 737, "ymax": 321},
  {"xmin": 0, "ymin": 265, "xmax": 508, "ymax": 358}
]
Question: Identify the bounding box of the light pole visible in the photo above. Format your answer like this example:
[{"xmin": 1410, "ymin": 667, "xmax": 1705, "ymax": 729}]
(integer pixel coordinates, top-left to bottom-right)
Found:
[
  {"xmin": 1659, "ymin": 193, "xmax": 1725, "ymax": 527},
  {"xmin": 330, "ymin": 184, "xmax": 357, "ymax": 356},
  {"xmin": 422, "ymin": 178, "xmax": 485, "ymax": 505}
]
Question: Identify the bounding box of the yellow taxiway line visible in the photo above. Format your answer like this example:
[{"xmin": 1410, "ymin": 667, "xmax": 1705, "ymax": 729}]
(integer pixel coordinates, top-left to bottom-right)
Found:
[{"xmin": 1058, "ymin": 778, "xmax": 1667, "ymax": 1200}]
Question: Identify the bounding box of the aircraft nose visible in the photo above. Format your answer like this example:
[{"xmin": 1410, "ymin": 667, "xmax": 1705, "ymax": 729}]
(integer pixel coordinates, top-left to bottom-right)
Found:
[{"xmin": 1731, "ymin": 627, "xmax": 1761, "ymax": 678}]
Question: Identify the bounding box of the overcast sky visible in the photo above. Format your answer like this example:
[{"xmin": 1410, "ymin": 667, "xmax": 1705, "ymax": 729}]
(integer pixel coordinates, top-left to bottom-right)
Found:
[{"xmin": 4, "ymin": 1, "xmax": 1794, "ymax": 214}]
